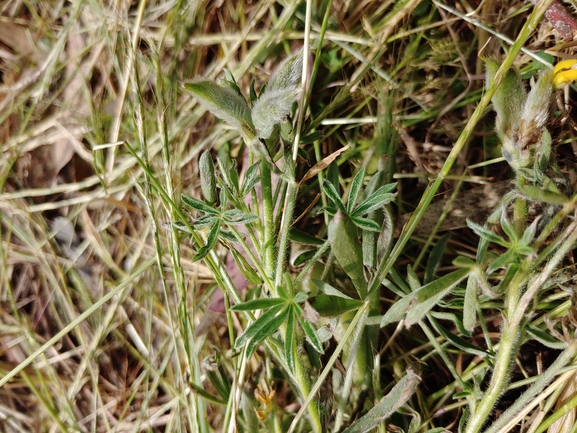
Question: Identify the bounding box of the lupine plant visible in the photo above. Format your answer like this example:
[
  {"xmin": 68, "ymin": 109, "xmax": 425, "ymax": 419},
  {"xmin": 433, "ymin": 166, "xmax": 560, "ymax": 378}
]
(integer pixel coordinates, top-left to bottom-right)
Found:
[{"xmin": 179, "ymin": 42, "xmax": 577, "ymax": 433}]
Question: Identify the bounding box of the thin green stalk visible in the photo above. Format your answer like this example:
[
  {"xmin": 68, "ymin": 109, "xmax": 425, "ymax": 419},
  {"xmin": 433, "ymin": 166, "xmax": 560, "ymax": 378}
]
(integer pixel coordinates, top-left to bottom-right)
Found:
[{"xmin": 293, "ymin": 338, "xmax": 322, "ymax": 433}]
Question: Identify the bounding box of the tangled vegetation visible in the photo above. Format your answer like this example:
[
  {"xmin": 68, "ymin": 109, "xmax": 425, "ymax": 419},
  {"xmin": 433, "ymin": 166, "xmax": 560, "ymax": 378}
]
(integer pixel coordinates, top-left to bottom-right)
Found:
[{"xmin": 2, "ymin": 1, "xmax": 577, "ymax": 432}]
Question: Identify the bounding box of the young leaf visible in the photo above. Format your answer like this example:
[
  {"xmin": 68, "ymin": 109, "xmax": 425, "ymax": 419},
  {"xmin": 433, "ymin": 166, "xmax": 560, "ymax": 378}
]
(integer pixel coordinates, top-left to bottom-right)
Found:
[
  {"xmin": 323, "ymin": 180, "xmax": 346, "ymax": 213},
  {"xmin": 222, "ymin": 69, "xmax": 243, "ymax": 97},
  {"xmin": 184, "ymin": 80, "xmax": 254, "ymax": 136},
  {"xmin": 182, "ymin": 194, "xmax": 220, "ymax": 215},
  {"xmin": 249, "ymin": 78, "xmax": 258, "ymax": 105},
  {"xmin": 347, "ymin": 168, "xmax": 366, "ymax": 214},
  {"xmin": 231, "ymin": 297, "xmax": 285, "ymax": 311},
  {"xmin": 252, "ymin": 87, "xmax": 299, "ymax": 139},
  {"xmin": 267, "ymin": 50, "xmax": 303, "ymax": 92}
]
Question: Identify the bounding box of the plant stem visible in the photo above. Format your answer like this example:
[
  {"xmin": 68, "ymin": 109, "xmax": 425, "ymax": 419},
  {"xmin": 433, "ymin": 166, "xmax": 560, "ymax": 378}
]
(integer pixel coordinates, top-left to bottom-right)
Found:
[
  {"xmin": 466, "ymin": 215, "xmax": 577, "ymax": 433},
  {"xmin": 486, "ymin": 342, "xmax": 577, "ymax": 433},
  {"xmin": 261, "ymin": 163, "xmax": 276, "ymax": 285}
]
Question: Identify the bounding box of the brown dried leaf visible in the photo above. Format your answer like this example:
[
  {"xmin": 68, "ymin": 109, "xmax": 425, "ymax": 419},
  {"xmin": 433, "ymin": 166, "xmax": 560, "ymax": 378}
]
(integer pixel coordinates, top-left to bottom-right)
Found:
[{"xmin": 299, "ymin": 144, "xmax": 350, "ymax": 185}]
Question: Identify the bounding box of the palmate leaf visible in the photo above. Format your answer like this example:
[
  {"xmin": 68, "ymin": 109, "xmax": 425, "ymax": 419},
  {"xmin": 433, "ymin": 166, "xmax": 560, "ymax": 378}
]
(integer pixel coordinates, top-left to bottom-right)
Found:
[
  {"xmin": 184, "ymin": 80, "xmax": 255, "ymax": 137},
  {"xmin": 351, "ymin": 183, "xmax": 397, "ymax": 217}
]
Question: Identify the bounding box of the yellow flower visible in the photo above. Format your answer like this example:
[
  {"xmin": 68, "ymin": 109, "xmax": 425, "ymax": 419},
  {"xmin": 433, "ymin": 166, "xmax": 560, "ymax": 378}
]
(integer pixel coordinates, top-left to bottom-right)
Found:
[{"xmin": 553, "ymin": 59, "xmax": 577, "ymax": 89}]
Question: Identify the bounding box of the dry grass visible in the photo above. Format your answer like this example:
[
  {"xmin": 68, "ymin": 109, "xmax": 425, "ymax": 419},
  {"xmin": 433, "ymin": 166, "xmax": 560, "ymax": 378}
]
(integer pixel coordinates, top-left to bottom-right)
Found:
[{"xmin": 2, "ymin": 0, "xmax": 577, "ymax": 432}]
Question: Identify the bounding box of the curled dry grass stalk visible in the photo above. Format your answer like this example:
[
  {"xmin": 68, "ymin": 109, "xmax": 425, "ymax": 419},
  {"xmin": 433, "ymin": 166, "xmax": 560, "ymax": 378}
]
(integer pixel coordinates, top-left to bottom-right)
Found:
[{"xmin": 2, "ymin": 0, "xmax": 577, "ymax": 432}]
